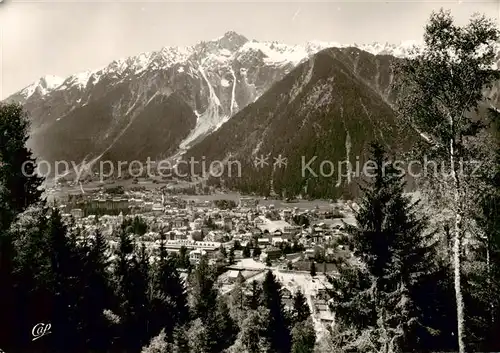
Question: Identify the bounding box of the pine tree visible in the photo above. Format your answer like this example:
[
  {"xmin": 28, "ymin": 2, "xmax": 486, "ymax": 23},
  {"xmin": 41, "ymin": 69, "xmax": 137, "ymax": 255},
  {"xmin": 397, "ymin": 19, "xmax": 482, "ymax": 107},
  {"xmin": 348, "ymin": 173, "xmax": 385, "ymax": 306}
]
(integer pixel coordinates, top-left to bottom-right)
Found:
[
  {"xmin": 113, "ymin": 224, "xmax": 146, "ymax": 351},
  {"xmin": 0, "ymin": 103, "xmax": 44, "ymax": 221},
  {"xmin": 141, "ymin": 329, "xmax": 169, "ymax": 353},
  {"xmin": 189, "ymin": 255, "xmax": 218, "ymax": 323},
  {"xmin": 0, "ymin": 225, "xmax": 18, "ymax": 349},
  {"xmin": 261, "ymin": 270, "xmax": 291, "ymax": 353},
  {"xmin": 80, "ymin": 228, "xmax": 112, "ymax": 351},
  {"xmin": 292, "ymin": 289, "xmax": 310, "ymax": 325},
  {"xmin": 178, "ymin": 245, "xmax": 190, "ymax": 269},
  {"xmin": 151, "ymin": 233, "xmax": 189, "ymax": 339},
  {"xmin": 309, "ymin": 261, "xmax": 316, "ymax": 277},
  {"xmin": 112, "ymin": 243, "xmax": 152, "ymax": 351},
  {"xmin": 114, "ymin": 223, "xmax": 135, "ymax": 290},
  {"xmin": 243, "ymin": 243, "xmax": 252, "ymax": 258},
  {"xmin": 291, "ymin": 318, "xmax": 316, "ymax": 353},
  {"xmin": 213, "ymin": 297, "xmax": 238, "ymax": 352},
  {"xmin": 229, "ymin": 246, "xmax": 235, "ymax": 264},
  {"xmin": 135, "ymin": 243, "xmax": 153, "ymax": 347},
  {"xmin": 0, "ymin": 103, "xmax": 44, "ymax": 348},
  {"xmin": 231, "ymin": 307, "xmax": 271, "ymax": 353},
  {"xmin": 12, "ymin": 208, "xmax": 85, "ymax": 352},
  {"xmin": 395, "ymin": 11, "xmax": 500, "ymax": 352},
  {"xmin": 172, "ymin": 325, "xmax": 190, "ymax": 353},
  {"xmin": 189, "ymin": 318, "xmax": 210, "ymax": 353},
  {"xmin": 248, "ymin": 280, "xmax": 262, "ymax": 310},
  {"xmin": 230, "ymin": 274, "xmax": 246, "ymax": 319},
  {"xmin": 329, "ymin": 142, "xmax": 441, "ymax": 352},
  {"xmin": 189, "ymin": 255, "xmax": 236, "ymax": 353},
  {"xmin": 10, "ymin": 207, "xmax": 52, "ymax": 350},
  {"xmin": 48, "ymin": 208, "xmax": 82, "ymax": 352}
]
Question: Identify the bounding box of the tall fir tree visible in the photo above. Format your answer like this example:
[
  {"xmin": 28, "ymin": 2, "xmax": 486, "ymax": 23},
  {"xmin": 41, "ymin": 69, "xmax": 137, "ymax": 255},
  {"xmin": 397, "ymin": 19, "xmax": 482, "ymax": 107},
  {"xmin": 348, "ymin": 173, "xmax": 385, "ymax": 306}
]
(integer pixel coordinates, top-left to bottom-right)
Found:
[
  {"xmin": 213, "ymin": 297, "xmax": 238, "ymax": 352},
  {"xmin": 150, "ymin": 233, "xmax": 189, "ymax": 340},
  {"xmin": 140, "ymin": 329, "xmax": 169, "ymax": 353},
  {"xmin": 292, "ymin": 289, "xmax": 310, "ymax": 325},
  {"xmin": 261, "ymin": 270, "xmax": 291, "ymax": 353},
  {"xmin": 113, "ymin": 223, "xmax": 150, "ymax": 352},
  {"xmin": 188, "ymin": 318, "xmax": 210, "ymax": 353},
  {"xmin": 10, "ymin": 207, "xmax": 51, "ymax": 350},
  {"xmin": 291, "ymin": 318, "xmax": 316, "ymax": 353},
  {"xmin": 47, "ymin": 208, "xmax": 83, "ymax": 352},
  {"xmin": 309, "ymin": 261, "xmax": 316, "ymax": 277},
  {"xmin": 130, "ymin": 243, "xmax": 153, "ymax": 350},
  {"xmin": 248, "ymin": 279, "xmax": 262, "ymax": 310},
  {"xmin": 0, "ymin": 103, "xmax": 44, "ymax": 222},
  {"xmin": 329, "ymin": 142, "xmax": 445, "ymax": 352},
  {"xmin": 0, "ymin": 103, "xmax": 44, "ymax": 349},
  {"xmin": 230, "ymin": 307, "xmax": 271, "ymax": 353},
  {"xmin": 189, "ymin": 255, "xmax": 237, "ymax": 352},
  {"xmin": 229, "ymin": 273, "xmax": 246, "ymax": 320},
  {"xmin": 189, "ymin": 255, "xmax": 218, "ymax": 323},
  {"xmin": 79, "ymin": 228, "xmax": 113, "ymax": 351},
  {"xmin": 172, "ymin": 324, "xmax": 190, "ymax": 353}
]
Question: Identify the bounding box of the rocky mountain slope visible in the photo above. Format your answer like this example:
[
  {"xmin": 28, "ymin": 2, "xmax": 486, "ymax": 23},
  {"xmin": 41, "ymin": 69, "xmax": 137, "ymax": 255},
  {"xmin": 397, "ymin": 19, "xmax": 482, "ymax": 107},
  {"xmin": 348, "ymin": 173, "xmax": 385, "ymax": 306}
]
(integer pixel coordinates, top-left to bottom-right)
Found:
[
  {"xmin": 6, "ymin": 32, "xmax": 340, "ymax": 168},
  {"xmin": 183, "ymin": 47, "xmax": 409, "ymax": 199},
  {"xmin": 5, "ymin": 33, "xmax": 436, "ymax": 170},
  {"xmin": 182, "ymin": 44, "xmax": 500, "ymax": 199}
]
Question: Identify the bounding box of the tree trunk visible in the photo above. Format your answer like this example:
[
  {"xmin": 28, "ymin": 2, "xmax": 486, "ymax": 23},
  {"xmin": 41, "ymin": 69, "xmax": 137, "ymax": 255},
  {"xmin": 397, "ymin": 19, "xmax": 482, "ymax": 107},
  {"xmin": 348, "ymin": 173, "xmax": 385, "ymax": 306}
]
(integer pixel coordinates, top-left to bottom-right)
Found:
[
  {"xmin": 486, "ymin": 241, "xmax": 495, "ymax": 328},
  {"xmin": 450, "ymin": 138, "xmax": 466, "ymax": 353},
  {"xmin": 453, "ymin": 211, "xmax": 465, "ymax": 353}
]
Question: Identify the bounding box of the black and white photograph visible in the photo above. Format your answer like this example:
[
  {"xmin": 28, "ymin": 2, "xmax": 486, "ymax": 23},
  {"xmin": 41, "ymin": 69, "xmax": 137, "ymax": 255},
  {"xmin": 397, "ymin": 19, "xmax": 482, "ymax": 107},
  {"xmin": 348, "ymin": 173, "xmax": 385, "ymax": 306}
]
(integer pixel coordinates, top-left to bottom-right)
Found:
[{"xmin": 0, "ymin": 0, "xmax": 499, "ymax": 352}]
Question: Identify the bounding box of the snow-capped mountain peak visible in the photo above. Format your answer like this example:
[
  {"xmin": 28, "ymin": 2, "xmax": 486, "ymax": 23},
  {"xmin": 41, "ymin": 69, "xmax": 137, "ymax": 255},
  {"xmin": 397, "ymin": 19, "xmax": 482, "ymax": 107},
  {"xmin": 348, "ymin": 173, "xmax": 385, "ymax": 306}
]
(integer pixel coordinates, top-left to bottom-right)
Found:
[
  {"xmin": 40, "ymin": 75, "xmax": 65, "ymax": 89},
  {"xmin": 19, "ymin": 75, "xmax": 64, "ymax": 98},
  {"xmin": 214, "ymin": 31, "xmax": 249, "ymax": 51},
  {"xmin": 238, "ymin": 41, "xmax": 308, "ymax": 66},
  {"xmin": 13, "ymin": 33, "xmax": 427, "ymax": 102},
  {"xmin": 355, "ymin": 40, "xmax": 422, "ymax": 57}
]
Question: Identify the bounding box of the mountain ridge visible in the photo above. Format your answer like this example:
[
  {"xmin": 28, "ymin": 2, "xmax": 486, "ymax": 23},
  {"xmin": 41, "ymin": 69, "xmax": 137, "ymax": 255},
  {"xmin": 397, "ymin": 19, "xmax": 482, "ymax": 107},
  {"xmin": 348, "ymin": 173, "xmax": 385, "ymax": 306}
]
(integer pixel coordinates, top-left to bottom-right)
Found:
[
  {"xmin": 181, "ymin": 47, "xmax": 410, "ymax": 199},
  {"xmin": 5, "ymin": 31, "xmax": 500, "ymax": 191},
  {"xmin": 7, "ymin": 32, "xmax": 426, "ymax": 104}
]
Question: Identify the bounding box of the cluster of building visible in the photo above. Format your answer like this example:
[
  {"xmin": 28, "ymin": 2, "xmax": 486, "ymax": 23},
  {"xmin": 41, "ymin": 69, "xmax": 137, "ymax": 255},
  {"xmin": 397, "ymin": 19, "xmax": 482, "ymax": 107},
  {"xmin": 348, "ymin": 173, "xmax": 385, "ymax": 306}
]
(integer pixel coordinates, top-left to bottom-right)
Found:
[
  {"xmin": 58, "ymin": 189, "xmax": 358, "ymax": 333},
  {"xmin": 64, "ymin": 189, "xmax": 175, "ymax": 217},
  {"xmin": 61, "ymin": 187, "xmax": 355, "ymax": 269}
]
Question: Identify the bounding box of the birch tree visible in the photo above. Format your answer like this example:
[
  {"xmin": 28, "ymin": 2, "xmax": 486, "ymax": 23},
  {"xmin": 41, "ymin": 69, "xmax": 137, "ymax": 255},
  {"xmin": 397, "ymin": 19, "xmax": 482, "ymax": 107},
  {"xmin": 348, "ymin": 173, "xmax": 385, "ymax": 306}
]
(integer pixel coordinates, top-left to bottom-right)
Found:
[{"xmin": 395, "ymin": 10, "xmax": 500, "ymax": 352}]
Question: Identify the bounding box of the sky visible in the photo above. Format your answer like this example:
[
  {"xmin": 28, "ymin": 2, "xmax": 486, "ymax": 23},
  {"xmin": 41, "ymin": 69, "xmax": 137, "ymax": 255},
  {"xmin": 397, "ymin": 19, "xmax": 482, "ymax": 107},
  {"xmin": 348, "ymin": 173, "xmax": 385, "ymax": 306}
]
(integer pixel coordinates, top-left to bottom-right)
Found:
[{"xmin": 0, "ymin": 0, "xmax": 499, "ymax": 99}]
